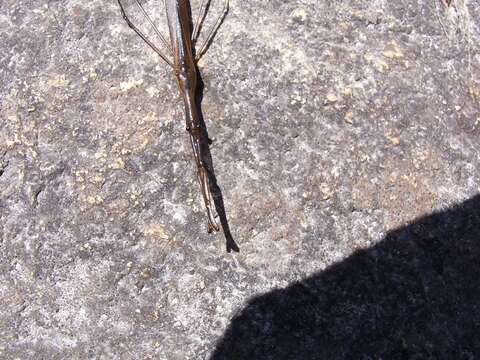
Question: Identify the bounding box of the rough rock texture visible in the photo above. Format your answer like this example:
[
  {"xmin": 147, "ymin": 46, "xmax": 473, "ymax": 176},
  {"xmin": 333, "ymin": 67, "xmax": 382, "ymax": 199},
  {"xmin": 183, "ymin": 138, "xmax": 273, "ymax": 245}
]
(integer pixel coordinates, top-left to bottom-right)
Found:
[{"xmin": 1, "ymin": 0, "xmax": 479, "ymax": 359}]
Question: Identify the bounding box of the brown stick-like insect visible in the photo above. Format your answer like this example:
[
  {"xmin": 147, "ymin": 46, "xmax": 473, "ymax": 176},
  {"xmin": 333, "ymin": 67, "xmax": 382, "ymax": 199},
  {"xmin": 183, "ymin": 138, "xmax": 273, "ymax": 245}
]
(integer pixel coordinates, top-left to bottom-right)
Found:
[{"xmin": 117, "ymin": 0, "xmax": 229, "ymax": 233}]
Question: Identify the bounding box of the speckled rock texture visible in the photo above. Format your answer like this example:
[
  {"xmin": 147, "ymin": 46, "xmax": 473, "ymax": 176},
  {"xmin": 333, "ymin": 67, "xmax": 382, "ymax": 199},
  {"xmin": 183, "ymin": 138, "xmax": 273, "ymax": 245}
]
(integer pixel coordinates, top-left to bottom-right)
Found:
[{"xmin": 1, "ymin": 0, "xmax": 479, "ymax": 359}]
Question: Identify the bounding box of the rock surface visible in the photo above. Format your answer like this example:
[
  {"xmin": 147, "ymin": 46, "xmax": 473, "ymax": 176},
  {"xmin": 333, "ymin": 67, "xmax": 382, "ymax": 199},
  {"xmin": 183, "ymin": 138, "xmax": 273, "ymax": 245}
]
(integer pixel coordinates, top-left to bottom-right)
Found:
[{"xmin": 1, "ymin": 0, "xmax": 479, "ymax": 359}]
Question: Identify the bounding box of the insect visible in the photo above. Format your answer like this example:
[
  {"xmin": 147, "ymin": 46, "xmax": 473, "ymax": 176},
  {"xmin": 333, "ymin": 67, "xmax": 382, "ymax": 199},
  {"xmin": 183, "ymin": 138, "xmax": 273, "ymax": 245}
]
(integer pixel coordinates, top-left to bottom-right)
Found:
[{"xmin": 116, "ymin": 0, "xmax": 229, "ymax": 234}]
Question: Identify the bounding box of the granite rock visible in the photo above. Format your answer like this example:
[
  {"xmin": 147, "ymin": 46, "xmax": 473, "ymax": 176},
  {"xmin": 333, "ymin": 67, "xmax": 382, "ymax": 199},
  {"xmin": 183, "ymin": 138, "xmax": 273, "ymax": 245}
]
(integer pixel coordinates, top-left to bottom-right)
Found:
[{"xmin": 1, "ymin": 0, "xmax": 479, "ymax": 359}]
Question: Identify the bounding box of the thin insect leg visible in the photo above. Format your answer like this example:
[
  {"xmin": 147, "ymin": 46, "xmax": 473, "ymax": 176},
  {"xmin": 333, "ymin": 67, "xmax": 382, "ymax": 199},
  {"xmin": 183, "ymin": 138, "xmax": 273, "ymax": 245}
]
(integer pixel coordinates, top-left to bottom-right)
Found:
[
  {"xmin": 189, "ymin": 133, "xmax": 219, "ymax": 232},
  {"xmin": 117, "ymin": 0, "xmax": 174, "ymax": 67},
  {"xmin": 196, "ymin": 0, "xmax": 229, "ymax": 61},
  {"xmin": 190, "ymin": 136, "xmax": 219, "ymax": 233},
  {"xmin": 198, "ymin": 167, "xmax": 219, "ymax": 232},
  {"xmin": 192, "ymin": 0, "xmax": 208, "ymax": 44},
  {"xmin": 202, "ymin": 173, "xmax": 219, "ymax": 232},
  {"xmin": 133, "ymin": 0, "xmax": 173, "ymax": 55}
]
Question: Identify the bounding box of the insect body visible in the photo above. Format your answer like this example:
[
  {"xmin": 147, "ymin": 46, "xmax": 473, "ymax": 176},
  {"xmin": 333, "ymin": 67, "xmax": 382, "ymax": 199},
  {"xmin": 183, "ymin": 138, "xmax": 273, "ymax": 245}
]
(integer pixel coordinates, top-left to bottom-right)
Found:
[{"xmin": 117, "ymin": 0, "xmax": 229, "ymax": 233}]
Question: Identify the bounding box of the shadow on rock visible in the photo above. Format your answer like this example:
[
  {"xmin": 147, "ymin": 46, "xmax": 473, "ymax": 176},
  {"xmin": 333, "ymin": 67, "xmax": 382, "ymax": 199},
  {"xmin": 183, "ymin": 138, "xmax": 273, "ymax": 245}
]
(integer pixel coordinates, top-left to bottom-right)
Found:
[{"xmin": 211, "ymin": 195, "xmax": 480, "ymax": 359}]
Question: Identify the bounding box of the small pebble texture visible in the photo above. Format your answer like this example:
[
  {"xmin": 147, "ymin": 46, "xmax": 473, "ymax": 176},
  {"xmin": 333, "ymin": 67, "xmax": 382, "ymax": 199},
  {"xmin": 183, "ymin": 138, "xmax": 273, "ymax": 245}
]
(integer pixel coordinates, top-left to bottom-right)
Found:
[{"xmin": 1, "ymin": 0, "xmax": 480, "ymax": 359}]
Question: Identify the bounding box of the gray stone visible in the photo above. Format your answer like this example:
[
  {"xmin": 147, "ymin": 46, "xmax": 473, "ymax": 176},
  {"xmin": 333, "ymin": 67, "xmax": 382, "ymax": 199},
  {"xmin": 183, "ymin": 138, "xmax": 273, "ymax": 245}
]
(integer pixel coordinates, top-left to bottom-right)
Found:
[{"xmin": 1, "ymin": 0, "xmax": 479, "ymax": 359}]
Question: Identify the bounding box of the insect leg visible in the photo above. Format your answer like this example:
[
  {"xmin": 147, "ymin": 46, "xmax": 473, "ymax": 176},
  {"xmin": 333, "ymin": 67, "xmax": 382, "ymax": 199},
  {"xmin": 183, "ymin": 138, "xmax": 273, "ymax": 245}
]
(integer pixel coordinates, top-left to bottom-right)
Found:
[
  {"xmin": 189, "ymin": 132, "xmax": 220, "ymax": 233},
  {"xmin": 133, "ymin": 0, "xmax": 173, "ymax": 55},
  {"xmin": 192, "ymin": 0, "xmax": 209, "ymax": 44},
  {"xmin": 117, "ymin": 0, "xmax": 174, "ymax": 68},
  {"xmin": 195, "ymin": 0, "xmax": 229, "ymax": 61}
]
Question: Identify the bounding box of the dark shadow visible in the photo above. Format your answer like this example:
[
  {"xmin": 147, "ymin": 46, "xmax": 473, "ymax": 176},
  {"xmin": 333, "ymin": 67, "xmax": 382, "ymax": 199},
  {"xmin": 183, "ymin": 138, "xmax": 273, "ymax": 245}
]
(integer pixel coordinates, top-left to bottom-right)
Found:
[{"xmin": 211, "ymin": 195, "xmax": 480, "ymax": 358}]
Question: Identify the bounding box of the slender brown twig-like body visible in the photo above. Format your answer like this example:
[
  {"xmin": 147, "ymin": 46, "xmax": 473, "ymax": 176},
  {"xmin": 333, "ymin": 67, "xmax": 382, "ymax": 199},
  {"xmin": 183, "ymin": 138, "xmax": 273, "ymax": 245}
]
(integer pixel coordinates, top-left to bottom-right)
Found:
[
  {"xmin": 165, "ymin": 0, "xmax": 219, "ymax": 232},
  {"xmin": 117, "ymin": 0, "xmax": 229, "ymax": 233}
]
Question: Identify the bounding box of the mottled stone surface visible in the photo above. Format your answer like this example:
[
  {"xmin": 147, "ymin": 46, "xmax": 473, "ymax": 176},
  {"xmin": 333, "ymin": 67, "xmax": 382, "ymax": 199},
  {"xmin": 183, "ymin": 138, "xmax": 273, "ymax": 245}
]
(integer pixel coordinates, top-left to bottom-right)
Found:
[{"xmin": 1, "ymin": 0, "xmax": 479, "ymax": 359}]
